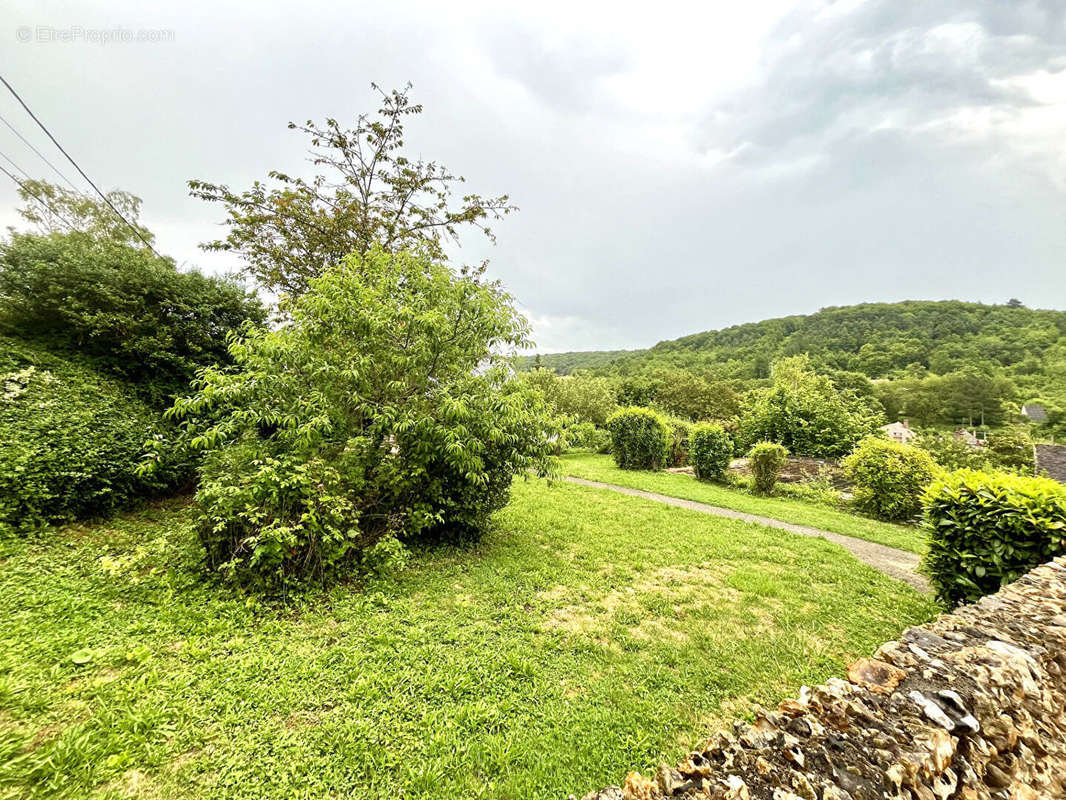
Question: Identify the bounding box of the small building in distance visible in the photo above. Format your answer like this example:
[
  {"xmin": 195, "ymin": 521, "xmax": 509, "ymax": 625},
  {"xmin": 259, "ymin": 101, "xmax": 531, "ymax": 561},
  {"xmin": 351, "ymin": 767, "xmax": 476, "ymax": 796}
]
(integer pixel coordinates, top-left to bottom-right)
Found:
[
  {"xmin": 881, "ymin": 420, "xmax": 917, "ymax": 445},
  {"xmin": 954, "ymin": 429, "xmax": 983, "ymax": 447},
  {"xmin": 1035, "ymin": 444, "xmax": 1066, "ymax": 484},
  {"xmin": 1022, "ymin": 404, "xmax": 1049, "ymax": 424}
]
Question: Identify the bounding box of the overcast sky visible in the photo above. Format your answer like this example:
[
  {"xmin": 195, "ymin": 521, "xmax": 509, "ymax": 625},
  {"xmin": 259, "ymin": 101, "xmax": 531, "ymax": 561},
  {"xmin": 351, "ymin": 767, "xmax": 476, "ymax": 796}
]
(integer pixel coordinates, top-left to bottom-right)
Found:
[{"xmin": 4, "ymin": 0, "xmax": 1066, "ymax": 352}]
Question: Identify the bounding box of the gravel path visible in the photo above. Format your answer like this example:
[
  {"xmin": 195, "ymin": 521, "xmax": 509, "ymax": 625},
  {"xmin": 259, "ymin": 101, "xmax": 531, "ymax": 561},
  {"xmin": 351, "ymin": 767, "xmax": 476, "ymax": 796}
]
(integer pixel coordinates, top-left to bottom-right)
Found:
[{"xmin": 564, "ymin": 476, "xmax": 930, "ymax": 593}]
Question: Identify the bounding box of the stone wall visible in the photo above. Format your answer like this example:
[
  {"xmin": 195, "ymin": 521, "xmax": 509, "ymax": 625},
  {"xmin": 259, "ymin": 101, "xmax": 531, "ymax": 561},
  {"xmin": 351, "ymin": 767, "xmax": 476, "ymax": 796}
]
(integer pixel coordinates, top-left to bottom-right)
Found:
[{"xmin": 575, "ymin": 558, "xmax": 1066, "ymax": 800}]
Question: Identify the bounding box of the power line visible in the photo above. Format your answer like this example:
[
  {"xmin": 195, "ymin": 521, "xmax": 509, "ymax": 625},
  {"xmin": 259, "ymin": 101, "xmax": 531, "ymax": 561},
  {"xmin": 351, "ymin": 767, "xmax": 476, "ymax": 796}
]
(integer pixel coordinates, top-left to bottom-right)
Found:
[
  {"xmin": 0, "ymin": 74, "xmax": 161, "ymax": 257},
  {"xmin": 0, "ymin": 111, "xmax": 80, "ymax": 191},
  {"xmin": 0, "ymin": 147, "xmax": 32, "ymax": 180},
  {"xmin": 0, "ymin": 160, "xmax": 79, "ymax": 233}
]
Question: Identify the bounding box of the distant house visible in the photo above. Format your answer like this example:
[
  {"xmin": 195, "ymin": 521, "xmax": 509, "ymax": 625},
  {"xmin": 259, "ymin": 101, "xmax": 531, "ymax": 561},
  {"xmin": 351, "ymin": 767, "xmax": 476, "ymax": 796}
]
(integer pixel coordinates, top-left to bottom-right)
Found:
[
  {"xmin": 1022, "ymin": 404, "xmax": 1049, "ymax": 424},
  {"xmin": 1035, "ymin": 444, "xmax": 1066, "ymax": 483},
  {"xmin": 881, "ymin": 420, "xmax": 917, "ymax": 445},
  {"xmin": 954, "ymin": 429, "xmax": 982, "ymax": 447}
]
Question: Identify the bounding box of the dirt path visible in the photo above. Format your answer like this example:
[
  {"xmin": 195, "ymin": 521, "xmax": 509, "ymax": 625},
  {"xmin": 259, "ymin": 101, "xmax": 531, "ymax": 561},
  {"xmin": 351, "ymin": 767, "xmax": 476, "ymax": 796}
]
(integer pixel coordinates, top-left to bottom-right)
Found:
[{"xmin": 563, "ymin": 476, "xmax": 930, "ymax": 593}]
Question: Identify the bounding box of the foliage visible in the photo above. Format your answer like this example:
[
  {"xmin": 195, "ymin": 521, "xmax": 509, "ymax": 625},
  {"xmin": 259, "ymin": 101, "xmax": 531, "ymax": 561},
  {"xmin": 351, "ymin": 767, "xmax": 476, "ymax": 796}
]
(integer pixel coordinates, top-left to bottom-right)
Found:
[
  {"xmin": 985, "ymin": 427, "xmax": 1034, "ymax": 474},
  {"xmin": 736, "ymin": 356, "xmax": 882, "ymax": 457},
  {"xmin": 664, "ymin": 417, "xmax": 692, "ymax": 467},
  {"xmin": 842, "ymin": 437, "xmax": 939, "ymax": 522},
  {"xmin": 689, "ymin": 423, "xmax": 733, "ymax": 482},
  {"xmin": 0, "ymin": 339, "xmax": 187, "ymax": 534},
  {"xmin": 190, "ymin": 84, "xmax": 514, "ymax": 297},
  {"xmin": 168, "ymin": 247, "xmax": 556, "ymax": 592},
  {"xmin": 13, "ymin": 178, "xmax": 155, "ymax": 247},
  {"xmin": 652, "ymin": 370, "xmax": 740, "ymax": 421},
  {"xmin": 560, "ymin": 420, "xmax": 612, "ymax": 453},
  {"xmin": 914, "ymin": 430, "xmax": 991, "ymax": 471},
  {"xmin": 522, "ymin": 300, "xmax": 1066, "ymax": 386},
  {"xmin": 922, "ymin": 470, "xmax": 1066, "ymax": 606},
  {"xmin": 0, "ymin": 229, "xmax": 265, "ymax": 405},
  {"xmin": 748, "ymin": 442, "xmax": 789, "ymax": 495},
  {"xmin": 523, "ymin": 369, "xmax": 618, "ymax": 426},
  {"xmin": 606, "ymin": 407, "xmax": 671, "ymax": 471}
]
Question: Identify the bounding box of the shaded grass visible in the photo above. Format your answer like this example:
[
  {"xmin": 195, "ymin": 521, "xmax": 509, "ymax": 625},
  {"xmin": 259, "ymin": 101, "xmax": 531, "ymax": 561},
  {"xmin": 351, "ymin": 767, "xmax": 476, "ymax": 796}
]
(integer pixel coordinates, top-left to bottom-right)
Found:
[
  {"xmin": 0, "ymin": 479, "xmax": 936, "ymax": 800},
  {"xmin": 562, "ymin": 453, "xmax": 926, "ymax": 554}
]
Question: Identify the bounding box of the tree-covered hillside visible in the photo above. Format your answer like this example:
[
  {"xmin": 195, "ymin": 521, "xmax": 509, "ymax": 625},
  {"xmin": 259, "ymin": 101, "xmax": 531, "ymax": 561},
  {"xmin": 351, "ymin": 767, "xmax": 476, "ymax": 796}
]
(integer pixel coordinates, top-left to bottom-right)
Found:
[
  {"xmin": 523, "ymin": 300, "xmax": 1066, "ymax": 381},
  {"xmin": 519, "ymin": 301, "xmax": 1066, "ymax": 435}
]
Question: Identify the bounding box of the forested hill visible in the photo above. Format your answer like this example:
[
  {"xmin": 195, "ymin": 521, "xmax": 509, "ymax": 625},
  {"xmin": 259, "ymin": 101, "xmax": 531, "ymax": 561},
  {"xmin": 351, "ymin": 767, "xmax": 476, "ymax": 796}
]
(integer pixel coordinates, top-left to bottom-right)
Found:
[{"xmin": 520, "ymin": 300, "xmax": 1066, "ymax": 382}]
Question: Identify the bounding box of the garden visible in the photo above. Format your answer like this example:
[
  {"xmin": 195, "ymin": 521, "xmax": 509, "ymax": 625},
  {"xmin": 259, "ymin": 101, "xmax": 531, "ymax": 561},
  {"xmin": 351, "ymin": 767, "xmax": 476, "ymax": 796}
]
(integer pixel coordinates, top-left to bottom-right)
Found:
[{"xmin": 2, "ymin": 86, "xmax": 1066, "ymax": 800}]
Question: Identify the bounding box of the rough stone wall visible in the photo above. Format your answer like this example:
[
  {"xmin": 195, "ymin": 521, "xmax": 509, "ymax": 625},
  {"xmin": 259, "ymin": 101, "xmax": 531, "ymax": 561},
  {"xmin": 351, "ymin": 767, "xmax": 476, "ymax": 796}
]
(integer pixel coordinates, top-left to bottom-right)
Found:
[{"xmin": 575, "ymin": 558, "xmax": 1066, "ymax": 800}]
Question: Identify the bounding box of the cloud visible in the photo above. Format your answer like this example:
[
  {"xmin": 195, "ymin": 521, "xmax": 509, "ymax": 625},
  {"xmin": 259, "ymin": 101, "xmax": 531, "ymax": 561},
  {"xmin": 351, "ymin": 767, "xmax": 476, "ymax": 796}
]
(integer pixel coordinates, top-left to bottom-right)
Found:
[{"xmin": 2, "ymin": 0, "xmax": 1065, "ymax": 353}]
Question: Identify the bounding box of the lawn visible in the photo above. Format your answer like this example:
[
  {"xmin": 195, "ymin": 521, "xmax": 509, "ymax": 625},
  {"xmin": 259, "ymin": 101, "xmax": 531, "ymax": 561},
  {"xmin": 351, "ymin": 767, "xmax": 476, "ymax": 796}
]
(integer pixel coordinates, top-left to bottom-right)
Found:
[
  {"xmin": 0, "ymin": 478, "xmax": 937, "ymax": 800},
  {"xmin": 561, "ymin": 453, "xmax": 926, "ymax": 554}
]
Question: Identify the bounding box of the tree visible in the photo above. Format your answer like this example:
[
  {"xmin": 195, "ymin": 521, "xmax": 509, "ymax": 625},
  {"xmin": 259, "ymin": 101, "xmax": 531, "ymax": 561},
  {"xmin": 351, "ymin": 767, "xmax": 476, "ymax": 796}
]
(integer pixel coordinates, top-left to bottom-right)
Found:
[
  {"xmin": 168, "ymin": 247, "xmax": 557, "ymax": 591},
  {"xmin": 189, "ymin": 84, "xmax": 516, "ymax": 297},
  {"xmin": 652, "ymin": 370, "xmax": 739, "ymax": 421},
  {"xmin": 13, "ymin": 179, "xmax": 155, "ymax": 248},
  {"xmin": 736, "ymin": 356, "xmax": 882, "ymax": 457}
]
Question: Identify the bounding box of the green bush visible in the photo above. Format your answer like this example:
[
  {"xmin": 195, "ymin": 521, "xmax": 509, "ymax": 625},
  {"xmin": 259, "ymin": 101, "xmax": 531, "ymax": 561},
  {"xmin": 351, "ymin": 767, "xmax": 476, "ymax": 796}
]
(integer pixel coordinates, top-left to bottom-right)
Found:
[
  {"xmin": 664, "ymin": 417, "xmax": 692, "ymax": 467},
  {"xmin": 914, "ymin": 430, "xmax": 990, "ymax": 471},
  {"xmin": 748, "ymin": 441, "xmax": 788, "ymax": 494},
  {"xmin": 559, "ymin": 420, "xmax": 611, "ymax": 453},
  {"xmin": 985, "ymin": 427, "xmax": 1034, "ymax": 474},
  {"xmin": 842, "ymin": 437, "xmax": 939, "ymax": 521},
  {"xmin": 0, "ymin": 339, "xmax": 187, "ymax": 533},
  {"xmin": 0, "ymin": 231, "xmax": 265, "ymax": 405},
  {"xmin": 606, "ymin": 407, "xmax": 670, "ymax": 470},
  {"xmin": 689, "ymin": 423, "xmax": 733, "ymax": 482},
  {"xmin": 171, "ymin": 247, "xmax": 557, "ymax": 592},
  {"xmin": 922, "ymin": 470, "xmax": 1066, "ymax": 606},
  {"xmin": 736, "ymin": 356, "xmax": 881, "ymax": 457}
]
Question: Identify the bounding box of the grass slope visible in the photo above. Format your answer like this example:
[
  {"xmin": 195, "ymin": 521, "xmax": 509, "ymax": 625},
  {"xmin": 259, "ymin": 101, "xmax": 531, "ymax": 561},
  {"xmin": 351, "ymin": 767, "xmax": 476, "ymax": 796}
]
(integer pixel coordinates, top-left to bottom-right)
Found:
[
  {"xmin": 560, "ymin": 453, "xmax": 926, "ymax": 554},
  {"xmin": 0, "ymin": 479, "xmax": 936, "ymax": 799}
]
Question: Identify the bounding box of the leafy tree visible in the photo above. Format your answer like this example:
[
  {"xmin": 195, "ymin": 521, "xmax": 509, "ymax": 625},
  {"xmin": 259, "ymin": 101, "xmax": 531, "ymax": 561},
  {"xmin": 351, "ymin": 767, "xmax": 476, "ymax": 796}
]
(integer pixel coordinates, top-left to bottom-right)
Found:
[
  {"xmin": 736, "ymin": 356, "xmax": 882, "ymax": 457},
  {"xmin": 523, "ymin": 369, "xmax": 618, "ymax": 426},
  {"xmin": 190, "ymin": 84, "xmax": 515, "ymax": 296},
  {"xmin": 165, "ymin": 247, "xmax": 556, "ymax": 591},
  {"xmin": 13, "ymin": 178, "xmax": 154, "ymax": 247},
  {"xmin": 0, "ymin": 229, "xmax": 265, "ymax": 405},
  {"xmin": 653, "ymin": 370, "xmax": 739, "ymax": 421}
]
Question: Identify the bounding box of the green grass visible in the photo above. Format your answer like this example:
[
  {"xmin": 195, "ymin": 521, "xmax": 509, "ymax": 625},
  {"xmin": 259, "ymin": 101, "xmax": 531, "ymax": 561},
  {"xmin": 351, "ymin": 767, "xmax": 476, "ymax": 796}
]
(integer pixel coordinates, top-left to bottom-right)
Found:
[
  {"xmin": 0, "ymin": 479, "xmax": 936, "ymax": 800},
  {"xmin": 561, "ymin": 453, "xmax": 926, "ymax": 554}
]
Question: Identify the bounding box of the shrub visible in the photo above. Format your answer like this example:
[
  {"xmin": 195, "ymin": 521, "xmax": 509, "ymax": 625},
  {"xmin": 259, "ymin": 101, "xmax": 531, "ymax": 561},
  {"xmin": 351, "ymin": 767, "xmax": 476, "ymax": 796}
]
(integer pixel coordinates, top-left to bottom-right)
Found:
[
  {"xmin": 559, "ymin": 420, "xmax": 611, "ymax": 453},
  {"xmin": 606, "ymin": 407, "xmax": 670, "ymax": 470},
  {"xmin": 985, "ymin": 427, "xmax": 1034, "ymax": 474},
  {"xmin": 170, "ymin": 247, "xmax": 557, "ymax": 593},
  {"xmin": 664, "ymin": 417, "xmax": 692, "ymax": 467},
  {"xmin": 689, "ymin": 423, "xmax": 733, "ymax": 482},
  {"xmin": 736, "ymin": 355, "xmax": 882, "ymax": 457},
  {"xmin": 0, "ymin": 231, "xmax": 265, "ymax": 405},
  {"xmin": 0, "ymin": 339, "xmax": 187, "ymax": 533},
  {"xmin": 914, "ymin": 430, "xmax": 990, "ymax": 471},
  {"xmin": 922, "ymin": 470, "xmax": 1066, "ymax": 606},
  {"xmin": 748, "ymin": 441, "xmax": 789, "ymax": 494},
  {"xmin": 842, "ymin": 437, "xmax": 939, "ymax": 521}
]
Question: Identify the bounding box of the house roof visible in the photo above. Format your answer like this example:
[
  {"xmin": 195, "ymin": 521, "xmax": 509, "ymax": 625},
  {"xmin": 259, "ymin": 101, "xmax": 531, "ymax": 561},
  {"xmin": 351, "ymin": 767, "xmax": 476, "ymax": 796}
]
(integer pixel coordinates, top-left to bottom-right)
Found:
[{"xmin": 1022, "ymin": 404, "xmax": 1049, "ymax": 423}]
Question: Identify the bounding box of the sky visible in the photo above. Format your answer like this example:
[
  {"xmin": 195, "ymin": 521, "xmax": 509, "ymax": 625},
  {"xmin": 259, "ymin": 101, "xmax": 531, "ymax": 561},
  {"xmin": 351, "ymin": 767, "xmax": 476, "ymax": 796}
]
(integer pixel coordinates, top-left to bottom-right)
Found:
[{"xmin": 3, "ymin": 0, "xmax": 1066, "ymax": 353}]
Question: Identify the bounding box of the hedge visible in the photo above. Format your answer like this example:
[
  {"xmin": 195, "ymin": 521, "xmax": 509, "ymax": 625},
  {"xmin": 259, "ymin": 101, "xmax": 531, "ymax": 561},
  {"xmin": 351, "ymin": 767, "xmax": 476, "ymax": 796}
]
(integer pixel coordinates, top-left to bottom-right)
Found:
[
  {"xmin": 689, "ymin": 423, "xmax": 733, "ymax": 482},
  {"xmin": 922, "ymin": 469, "xmax": 1066, "ymax": 606},
  {"xmin": 606, "ymin": 407, "xmax": 670, "ymax": 470},
  {"xmin": 748, "ymin": 441, "xmax": 788, "ymax": 494}
]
